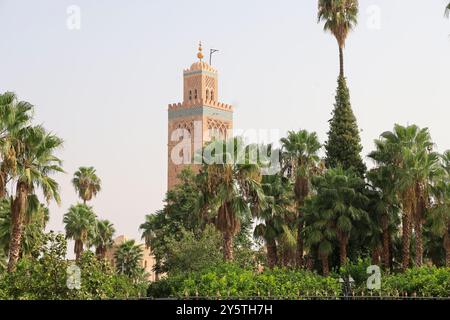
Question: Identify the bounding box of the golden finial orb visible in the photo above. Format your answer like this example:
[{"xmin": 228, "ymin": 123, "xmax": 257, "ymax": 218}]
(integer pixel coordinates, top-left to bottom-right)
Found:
[{"xmin": 197, "ymin": 41, "xmax": 204, "ymax": 61}]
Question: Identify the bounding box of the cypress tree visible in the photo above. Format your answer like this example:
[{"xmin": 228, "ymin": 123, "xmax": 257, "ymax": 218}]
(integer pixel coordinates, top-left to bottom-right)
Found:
[{"xmin": 325, "ymin": 76, "xmax": 366, "ymax": 176}]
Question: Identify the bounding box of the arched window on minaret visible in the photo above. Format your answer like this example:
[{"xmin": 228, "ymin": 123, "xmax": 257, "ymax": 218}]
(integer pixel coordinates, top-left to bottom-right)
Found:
[
  {"xmin": 206, "ymin": 90, "xmax": 209, "ymax": 100},
  {"xmin": 211, "ymin": 90, "xmax": 214, "ymax": 101},
  {"xmin": 194, "ymin": 89, "xmax": 198, "ymax": 99},
  {"xmin": 189, "ymin": 90, "xmax": 192, "ymax": 100}
]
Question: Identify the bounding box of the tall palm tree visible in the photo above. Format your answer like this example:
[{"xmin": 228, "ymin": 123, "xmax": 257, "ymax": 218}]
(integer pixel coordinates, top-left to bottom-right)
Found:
[
  {"xmin": 93, "ymin": 219, "xmax": 115, "ymax": 260},
  {"xmin": 115, "ymin": 239, "xmax": 144, "ymax": 279},
  {"xmin": 63, "ymin": 203, "xmax": 97, "ymax": 260},
  {"xmin": 0, "ymin": 92, "xmax": 33, "ymax": 199},
  {"xmin": 368, "ymin": 124, "xmax": 438, "ymax": 270},
  {"xmin": 7, "ymin": 125, "xmax": 63, "ymax": 271},
  {"xmin": 367, "ymin": 168, "xmax": 400, "ymax": 269},
  {"xmin": 318, "ymin": 0, "xmax": 359, "ymax": 78},
  {"xmin": 446, "ymin": 2, "xmax": 450, "ymax": 17},
  {"xmin": 280, "ymin": 130, "xmax": 322, "ymax": 267},
  {"xmin": 198, "ymin": 137, "xmax": 265, "ymax": 261},
  {"xmin": 429, "ymin": 151, "xmax": 450, "ymax": 266},
  {"xmin": 254, "ymin": 174, "xmax": 293, "ymax": 269},
  {"xmin": 72, "ymin": 167, "xmax": 101, "ymax": 204}
]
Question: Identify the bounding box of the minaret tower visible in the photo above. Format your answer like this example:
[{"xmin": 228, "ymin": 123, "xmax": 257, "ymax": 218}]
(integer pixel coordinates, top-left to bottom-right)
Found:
[{"xmin": 167, "ymin": 43, "xmax": 233, "ymax": 189}]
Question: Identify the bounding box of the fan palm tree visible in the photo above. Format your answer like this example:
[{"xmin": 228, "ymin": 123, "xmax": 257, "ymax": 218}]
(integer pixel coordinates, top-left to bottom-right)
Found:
[
  {"xmin": 114, "ymin": 239, "xmax": 144, "ymax": 279},
  {"xmin": 368, "ymin": 124, "xmax": 438, "ymax": 270},
  {"xmin": 367, "ymin": 168, "xmax": 400, "ymax": 269},
  {"xmin": 72, "ymin": 167, "xmax": 101, "ymax": 204},
  {"xmin": 93, "ymin": 219, "xmax": 115, "ymax": 260},
  {"xmin": 318, "ymin": 0, "xmax": 359, "ymax": 78},
  {"xmin": 0, "ymin": 92, "xmax": 33, "ymax": 199},
  {"xmin": 63, "ymin": 203, "xmax": 97, "ymax": 260},
  {"xmin": 7, "ymin": 125, "xmax": 63, "ymax": 271},
  {"xmin": 254, "ymin": 174, "xmax": 293, "ymax": 269},
  {"xmin": 198, "ymin": 137, "xmax": 265, "ymax": 261},
  {"xmin": 280, "ymin": 130, "xmax": 322, "ymax": 267},
  {"xmin": 303, "ymin": 197, "xmax": 335, "ymax": 275},
  {"xmin": 308, "ymin": 167, "xmax": 368, "ymax": 266},
  {"xmin": 428, "ymin": 151, "xmax": 450, "ymax": 266}
]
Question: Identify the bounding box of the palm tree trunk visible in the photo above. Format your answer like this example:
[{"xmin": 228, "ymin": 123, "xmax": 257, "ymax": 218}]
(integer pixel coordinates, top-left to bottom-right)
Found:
[
  {"xmin": 266, "ymin": 239, "xmax": 278, "ymax": 269},
  {"xmin": 75, "ymin": 239, "xmax": 84, "ymax": 260},
  {"xmin": 296, "ymin": 221, "xmax": 304, "ymax": 268},
  {"xmin": 223, "ymin": 231, "xmax": 234, "ymax": 261},
  {"xmin": 320, "ymin": 253, "xmax": 329, "ymax": 276},
  {"xmin": 305, "ymin": 254, "xmax": 314, "ymax": 271},
  {"xmin": 338, "ymin": 234, "xmax": 348, "ymax": 266},
  {"xmin": 372, "ymin": 245, "xmax": 381, "ymax": 265},
  {"xmin": 444, "ymin": 227, "xmax": 450, "ymax": 267},
  {"xmin": 0, "ymin": 169, "xmax": 7, "ymax": 199},
  {"xmin": 381, "ymin": 214, "xmax": 390, "ymax": 269},
  {"xmin": 339, "ymin": 45, "xmax": 344, "ymax": 78},
  {"xmin": 414, "ymin": 192, "xmax": 425, "ymax": 267},
  {"xmin": 7, "ymin": 182, "xmax": 28, "ymax": 272},
  {"xmin": 401, "ymin": 210, "xmax": 412, "ymax": 271}
]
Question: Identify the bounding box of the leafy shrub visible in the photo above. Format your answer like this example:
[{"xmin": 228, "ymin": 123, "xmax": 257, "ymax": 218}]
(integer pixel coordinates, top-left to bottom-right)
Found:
[
  {"xmin": 148, "ymin": 263, "xmax": 341, "ymax": 298},
  {"xmin": 381, "ymin": 267, "xmax": 450, "ymax": 297},
  {"xmin": 0, "ymin": 232, "xmax": 147, "ymax": 299}
]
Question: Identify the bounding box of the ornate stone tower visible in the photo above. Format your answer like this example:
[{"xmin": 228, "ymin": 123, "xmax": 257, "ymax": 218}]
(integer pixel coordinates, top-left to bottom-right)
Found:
[{"xmin": 167, "ymin": 43, "xmax": 233, "ymax": 189}]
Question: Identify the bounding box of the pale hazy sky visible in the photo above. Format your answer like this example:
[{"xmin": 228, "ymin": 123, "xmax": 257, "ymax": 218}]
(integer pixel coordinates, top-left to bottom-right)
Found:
[{"xmin": 0, "ymin": 0, "xmax": 449, "ymax": 254}]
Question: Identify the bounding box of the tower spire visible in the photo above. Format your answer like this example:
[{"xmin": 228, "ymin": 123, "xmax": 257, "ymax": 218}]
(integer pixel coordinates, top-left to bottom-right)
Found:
[{"xmin": 197, "ymin": 41, "xmax": 204, "ymax": 61}]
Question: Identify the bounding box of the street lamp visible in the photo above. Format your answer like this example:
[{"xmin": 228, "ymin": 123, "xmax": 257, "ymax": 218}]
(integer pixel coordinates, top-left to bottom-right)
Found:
[{"xmin": 339, "ymin": 275, "xmax": 355, "ymax": 299}]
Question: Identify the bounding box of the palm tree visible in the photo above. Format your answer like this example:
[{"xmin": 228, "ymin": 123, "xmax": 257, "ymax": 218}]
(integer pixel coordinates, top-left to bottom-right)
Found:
[
  {"xmin": 198, "ymin": 137, "xmax": 265, "ymax": 261},
  {"xmin": 114, "ymin": 239, "xmax": 144, "ymax": 279},
  {"xmin": 429, "ymin": 151, "xmax": 450, "ymax": 266},
  {"xmin": 7, "ymin": 125, "xmax": 63, "ymax": 271},
  {"xmin": 93, "ymin": 219, "xmax": 115, "ymax": 260},
  {"xmin": 446, "ymin": 2, "xmax": 450, "ymax": 17},
  {"xmin": 0, "ymin": 92, "xmax": 33, "ymax": 199},
  {"xmin": 318, "ymin": 0, "xmax": 359, "ymax": 78},
  {"xmin": 63, "ymin": 203, "xmax": 97, "ymax": 260},
  {"xmin": 368, "ymin": 124, "xmax": 438, "ymax": 270},
  {"xmin": 303, "ymin": 197, "xmax": 335, "ymax": 275},
  {"xmin": 307, "ymin": 167, "xmax": 368, "ymax": 266},
  {"xmin": 367, "ymin": 169, "xmax": 400, "ymax": 269},
  {"xmin": 254, "ymin": 174, "xmax": 293, "ymax": 269},
  {"xmin": 72, "ymin": 167, "xmax": 101, "ymax": 204},
  {"xmin": 280, "ymin": 130, "xmax": 322, "ymax": 267}
]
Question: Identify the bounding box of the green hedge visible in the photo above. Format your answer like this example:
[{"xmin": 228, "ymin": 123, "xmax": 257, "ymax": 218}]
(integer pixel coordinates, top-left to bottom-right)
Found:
[
  {"xmin": 148, "ymin": 264, "xmax": 450, "ymax": 298},
  {"xmin": 380, "ymin": 267, "xmax": 450, "ymax": 297},
  {"xmin": 148, "ymin": 263, "xmax": 341, "ymax": 298}
]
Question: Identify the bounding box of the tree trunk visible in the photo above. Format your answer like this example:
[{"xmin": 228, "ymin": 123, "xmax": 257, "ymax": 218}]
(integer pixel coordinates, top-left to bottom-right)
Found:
[
  {"xmin": 75, "ymin": 239, "xmax": 84, "ymax": 260},
  {"xmin": 372, "ymin": 245, "xmax": 381, "ymax": 265},
  {"xmin": 414, "ymin": 190, "xmax": 425, "ymax": 267},
  {"xmin": 296, "ymin": 221, "xmax": 304, "ymax": 268},
  {"xmin": 320, "ymin": 253, "xmax": 329, "ymax": 276},
  {"xmin": 339, "ymin": 46, "xmax": 344, "ymax": 78},
  {"xmin": 0, "ymin": 169, "xmax": 7, "ymax": 199},
  {"xmin": 305, "ymin": 254, "xmax": 314, "ymax": 271},
  {"xmin": 223, "ymin": 231, "xmax": 234, "ymax": 261},
  {"xmin": 338, "ymin": 234, "xmax": 348, "ymax": 266},
  {"xmin": 7, "ymin": 182, "xmax": 28, "ymax": 272},
  {"xmin": 444, "ymin": 228, "xmax": 450, "ymax": 267},
  {"xmin": 381, "ymin": 214, "xmax": 390, "ymax": 269},
  {"xmin": 401, "ymin": 210, "xmax": 412, "ymax": 271},
  {"xmin": 266, "ymin": 238, "xmax": 278, "ymax": 269}
]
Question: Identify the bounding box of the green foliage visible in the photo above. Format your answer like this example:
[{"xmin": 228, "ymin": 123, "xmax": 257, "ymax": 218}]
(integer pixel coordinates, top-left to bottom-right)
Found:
[
  {"xmin": 0, "ymin": 232, "xmax": 147, "ymax": 299},
  {"xmin": 114, "ymin": 239, "xmax": 144, "ymax": 280},
  {"xmin": 338, "ymin": 257, "xmax": 372, "ymax": 287},
  {"xmin": 381, "ymin": 267, "xmax": 450, "ymax": 296},
  {"xmin": 148, "ymin": 263, "xmax": 341, "ymax": 298},
  {"xmin": 325, "ymin": 77, "xmax": 366, "ymax": 176}
]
